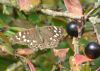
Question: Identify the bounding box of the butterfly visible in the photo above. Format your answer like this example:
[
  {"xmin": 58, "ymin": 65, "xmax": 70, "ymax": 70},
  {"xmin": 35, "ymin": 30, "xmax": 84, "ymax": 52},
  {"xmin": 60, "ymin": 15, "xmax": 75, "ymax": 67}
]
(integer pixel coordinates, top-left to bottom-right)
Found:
[{"xmin": 10, "ymin": 26, "xmax": 67, "ymax": 52}]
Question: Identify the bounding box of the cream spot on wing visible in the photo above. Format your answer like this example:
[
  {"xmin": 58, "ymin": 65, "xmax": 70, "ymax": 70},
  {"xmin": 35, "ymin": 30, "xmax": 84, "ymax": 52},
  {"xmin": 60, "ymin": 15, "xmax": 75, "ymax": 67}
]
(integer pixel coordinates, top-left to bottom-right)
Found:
[
  {"xmin": 53, "ymin": 39, "xmax": 56, "ymax": 41},
  {"xmin": 54, "ymin": 35, "xmax": 57, "ymax": 37},
  {"xmin": 18, "ymin": 32, "xmax": 21, "ymax": 36},
  {"xmin": 58, "ymin": 28, "xmax": 62, "ymax": 34},
  {"xmin": 59, "ymin": 30, "xmax": 61, "ymax": 33},
  {"xmin": 33, "ymin": 40, "xmax": 37, "ymax": 43},
  {"xmin": 54, "ymin": 26, "xmax": 57, "ymax": 30},
  {"xmin": 30, "ymin": 42, "xmax": 33, "ymax": 45},
  {"xmin": 15, "ymin": 36, "xmax": 20, "ymax": 40},
  {"xmin": 26, "ymin": 31, "xmax": 30, "ymax": 35},
  {"xmin": 54, "ymin": 30, "xmax": 57, "ymax": 33},
  {"xmin": 27, "ymin": 40, "xmax": 30, "ymax": 42},
  {"xmin": 50, "ymin": 37, "xmax": 53, "ymax": 40},
  {"xmin": 23, "ymin": 39, "xmax": 27, "ymax": 42},
  {"xmin": 22, "ymin": 35, "xmax": 25, "ymax": 38},
  {"xmin": 56, "ymin": 33, "xmax": 59, "ymax": 36}
]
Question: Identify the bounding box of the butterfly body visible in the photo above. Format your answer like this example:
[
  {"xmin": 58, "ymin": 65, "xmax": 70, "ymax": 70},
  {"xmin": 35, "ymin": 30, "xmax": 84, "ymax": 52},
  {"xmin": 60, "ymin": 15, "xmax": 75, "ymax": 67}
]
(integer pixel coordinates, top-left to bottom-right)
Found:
[{"xmin": 11, "ymin": 26, "xmax": 66, "ymax": 52}]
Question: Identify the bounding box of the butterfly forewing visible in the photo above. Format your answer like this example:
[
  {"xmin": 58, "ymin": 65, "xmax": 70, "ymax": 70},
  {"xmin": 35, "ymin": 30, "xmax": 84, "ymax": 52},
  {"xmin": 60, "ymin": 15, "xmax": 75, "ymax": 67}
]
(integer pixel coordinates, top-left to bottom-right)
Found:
[
  {"xmin": 39, "ymin": 26, "xmax": 65, "ymax": 49},
  {"xmin": 11, "ymin": 26, "xmax": 66, "ymax": 51},
  {"xmin": 11, "ymin": 28, "xmax": 43, "ymax": 51}
]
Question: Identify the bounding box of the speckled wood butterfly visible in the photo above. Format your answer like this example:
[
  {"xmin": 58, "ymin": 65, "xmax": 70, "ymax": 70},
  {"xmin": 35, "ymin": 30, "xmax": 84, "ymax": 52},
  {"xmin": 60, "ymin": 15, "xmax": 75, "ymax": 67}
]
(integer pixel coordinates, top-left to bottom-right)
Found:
[{"xmin": 11, "ymin": 26, "xmax": 66, "ymax": 52}]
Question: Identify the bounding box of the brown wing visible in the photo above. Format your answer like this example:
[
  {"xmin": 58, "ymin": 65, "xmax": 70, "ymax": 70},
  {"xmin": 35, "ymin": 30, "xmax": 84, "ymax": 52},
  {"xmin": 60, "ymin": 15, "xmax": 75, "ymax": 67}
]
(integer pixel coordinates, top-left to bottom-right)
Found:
[
  {"xmin": 10, "ymin": 26, "xmax": 66, "ymax": 51},
  {"xmin": 10, "ymin": 28, "xmax": 43, "ymax": 51},
  {"xmin": 39, "ymin": 26, "xmax": 65, "ymax": 49}
]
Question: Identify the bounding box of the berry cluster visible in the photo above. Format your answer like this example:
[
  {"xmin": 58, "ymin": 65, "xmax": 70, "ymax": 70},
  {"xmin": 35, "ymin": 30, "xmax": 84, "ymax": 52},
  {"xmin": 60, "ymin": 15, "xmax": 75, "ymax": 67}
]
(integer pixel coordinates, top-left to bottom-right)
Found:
[{"xmin": 66, "ymin": 21, "xmax": 100, "ymax": 59}]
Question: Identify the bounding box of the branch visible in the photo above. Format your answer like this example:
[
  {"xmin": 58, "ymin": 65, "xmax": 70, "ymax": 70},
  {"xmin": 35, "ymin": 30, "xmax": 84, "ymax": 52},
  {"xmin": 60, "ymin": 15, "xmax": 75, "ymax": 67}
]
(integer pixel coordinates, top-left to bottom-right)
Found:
[
  {"xmin": 96, "ymin": 67, "xmax": 100, "ymax": 71},
  {"xmin": 0, "ymin": 0, "xmax": 17, "ymax": 7},
  {"xmin": 72, "ymin": 37, "xmax": 79, "ymax": 55},
  {"xmin": 89, "ymin": 17, "xmax": 100, "ymax": 44},
  {"xmin": 85, "ymin": 3, "xmax": 100, "ymax": 19},
  {"xmin": 89, "ymin": 17, "xmax": 100, "ymax": 23},
  {"xmin": 41, "ymin": 9, "xmax": 83, "ymax": 19},
  {"xmin": 6, "ymin": 61, "xmax": 22, "ymax": 71}
]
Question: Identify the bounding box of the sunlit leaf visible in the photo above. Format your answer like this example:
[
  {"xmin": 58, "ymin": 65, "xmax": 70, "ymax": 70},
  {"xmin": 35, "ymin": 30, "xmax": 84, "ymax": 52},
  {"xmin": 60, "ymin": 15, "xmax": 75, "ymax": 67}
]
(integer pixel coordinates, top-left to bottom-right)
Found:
[
  {"xmin": 80, "ymin": 63, "xmax": 91, "ymax": 71},
  {"xmin": 18, "ymin": 0, "xmax": 40, "ymax": 11},
  {"xmin": 0, "ymin": 32, "xmax": 14, "ymax": 55},
  {"xmin": 64, "ymin": 0, "xmax": 83, "ymax": 16},
  {"xmin": 75, "ymin": 54, "xmax": 92, "ymax": 65},
  {"xmin": 53, "ymin": 48, "xmax": 69, "ymax": 61}
]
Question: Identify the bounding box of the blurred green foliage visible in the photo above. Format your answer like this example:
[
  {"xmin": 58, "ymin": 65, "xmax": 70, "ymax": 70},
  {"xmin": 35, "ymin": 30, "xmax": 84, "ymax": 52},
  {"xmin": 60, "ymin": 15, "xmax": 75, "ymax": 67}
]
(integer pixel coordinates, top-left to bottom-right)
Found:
[{"xmin": 0, "ymin": 0, "xmax": 100, "ymax": 71}]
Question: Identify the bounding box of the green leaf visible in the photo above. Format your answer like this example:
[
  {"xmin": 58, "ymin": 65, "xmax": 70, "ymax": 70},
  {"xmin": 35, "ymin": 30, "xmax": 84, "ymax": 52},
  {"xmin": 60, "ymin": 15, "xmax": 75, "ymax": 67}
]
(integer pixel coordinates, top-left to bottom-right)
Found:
[
  {"xmin": 0, "ymin": 57, "xmax": 15, "ymax": 71},
  {"xmin": 28, "ymin": 12, "xmax": 39, "ymax": 24},
  {"xmin": 51, "ymin": 17, "xmax": 66, "ymax": 27},
  {"xmin": 0, "ymin": 33, "xmax": 14, "ymax": 55},
  {"xmin": 9, "ymin": 27, "xmax": 26, "ymax": 32},
  {"xmin": 79, "ymin": 38, "xmax": 89, "ymax": 47},
  {"xmin": 58, "ymin": 41, "xmax": 70, "ymax": 48},
  {"xmin": 2, "ymin": 44, "xmax": 14, "ymax": 55},
  {"xmin": 4, "ymin": 31, "xmax": 16, "ymax": 37},
  {"xmin": 0, "ymin": 13, "xmax": 11, "ymax": 24},
  {"xmin": 0, "ymin": 19, "xmax": 5, "ymax": 27},
  {"xmin": 80, "ymin": 63, "xmax": 91, "ymax": 71}
]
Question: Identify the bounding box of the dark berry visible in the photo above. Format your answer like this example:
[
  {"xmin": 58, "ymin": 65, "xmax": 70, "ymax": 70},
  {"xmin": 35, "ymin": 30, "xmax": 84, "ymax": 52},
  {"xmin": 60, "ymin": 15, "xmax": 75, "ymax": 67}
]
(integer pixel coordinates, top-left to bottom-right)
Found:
[
  {"xmin": 66, "ymin": 21, "xmax": 78, "ymax": 37},
  {"xmin": 85, "ymin": 42, "xmax": 100, "ymax": 59}
]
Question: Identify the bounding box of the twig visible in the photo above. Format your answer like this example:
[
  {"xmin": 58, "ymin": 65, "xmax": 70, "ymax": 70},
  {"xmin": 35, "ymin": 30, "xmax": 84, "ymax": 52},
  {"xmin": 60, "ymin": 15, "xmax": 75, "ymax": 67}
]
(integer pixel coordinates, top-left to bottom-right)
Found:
[
  {"xmin": 85, "ymin": 3, "xmax": 100, "ymax": 19},
  {"xmin": 69, "ymin": 56, "xmax": 80, "ymax": 71},
  {"xmin": 6, "ymin": 61, "xmax": 22, "ymax": 71},
  {"xmin": 72, "ymin": 37, "xmax": 79, "ymax": 55},
  {"xmin": 41, "ymin": 9, "xmax": 83, "ymax": 19},
  {"xmin": 0, "ymin": 0, "xmax": 17, "ymax": 7},
  {"xmin": 89, "ymin": 17, "xmax": 100, "ymax": 23},
  {"xmin": 96, "ymin": 67, "xmax": 100, "ymax": 71},
  {"xmin": 0, "ymin": 0, "xmax": 100, "ymax": 21},
  {"xmin": 89, "ymin": 17, "xmax": 100, "ymax": 44}
]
